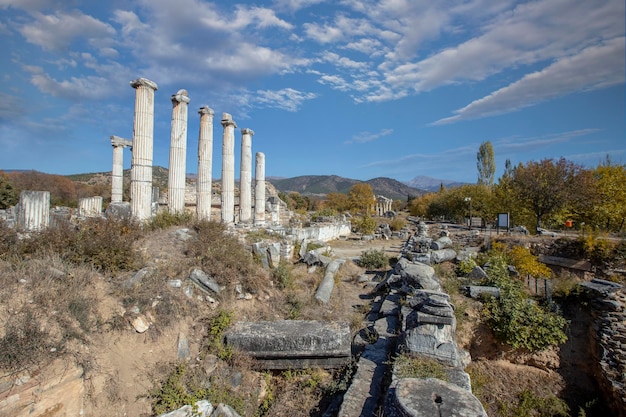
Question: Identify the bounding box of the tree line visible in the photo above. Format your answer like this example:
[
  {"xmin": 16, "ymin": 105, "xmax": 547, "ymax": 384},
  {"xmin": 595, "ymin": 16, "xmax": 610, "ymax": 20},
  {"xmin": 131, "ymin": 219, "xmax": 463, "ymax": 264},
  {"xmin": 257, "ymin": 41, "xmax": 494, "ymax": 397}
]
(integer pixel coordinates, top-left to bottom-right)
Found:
[{"xmin": 410, "ymin": 144, "xmax": 626, "ymax": 233}]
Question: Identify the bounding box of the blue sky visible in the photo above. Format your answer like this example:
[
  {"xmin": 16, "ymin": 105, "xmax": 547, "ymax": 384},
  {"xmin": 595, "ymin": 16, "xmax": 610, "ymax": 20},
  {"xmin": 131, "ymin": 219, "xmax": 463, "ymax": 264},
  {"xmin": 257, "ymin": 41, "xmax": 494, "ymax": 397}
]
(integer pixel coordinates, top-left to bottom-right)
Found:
[{"xmin": 0, "ymin": 0, "xmax": 624, "ymax": 184}]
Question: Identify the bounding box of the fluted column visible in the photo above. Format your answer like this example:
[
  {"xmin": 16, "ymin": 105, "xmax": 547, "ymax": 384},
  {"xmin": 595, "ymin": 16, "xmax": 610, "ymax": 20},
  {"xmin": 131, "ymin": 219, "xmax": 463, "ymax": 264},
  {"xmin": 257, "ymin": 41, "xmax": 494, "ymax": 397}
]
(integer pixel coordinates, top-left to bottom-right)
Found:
[
  {"xmin": 239, "ymin": 128, "xmax": 254, "ymax": 223},
  {"xmin": 197, "ymin": 106, "xmax": 214, "ymax": 221},
  {"xmin": 130, "ymin": 77, "xmax": 158, "ymax": 222},
  {"xmin": 18, "ymin": 190, "xmax": 50, "ymax": 231},
  {"xmin": 254, "ymin": 152, "xmax": 266, "ymax": 226},
  {"xmin": 168, "ymin": 89, "xmax": 190, "ymax": 213},
  {"xmin": 220, "ymin": 113, "xmax": 237, "ymax": 224},
  {"xmin": 110, "ymin": 136, "xmax": 132, "ymax": 203}
]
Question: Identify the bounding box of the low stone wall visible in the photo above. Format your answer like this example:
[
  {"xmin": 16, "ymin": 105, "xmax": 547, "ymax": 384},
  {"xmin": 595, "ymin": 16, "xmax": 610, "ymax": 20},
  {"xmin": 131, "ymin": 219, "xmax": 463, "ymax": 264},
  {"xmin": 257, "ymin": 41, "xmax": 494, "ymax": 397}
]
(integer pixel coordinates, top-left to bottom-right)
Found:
[
  {"xmin": 288, "ymin": 221, "xmax": 352, "ymax": 242},
  {"xmin": 582, "ymin": 279, "xmax": 626, "ymax": 417}
]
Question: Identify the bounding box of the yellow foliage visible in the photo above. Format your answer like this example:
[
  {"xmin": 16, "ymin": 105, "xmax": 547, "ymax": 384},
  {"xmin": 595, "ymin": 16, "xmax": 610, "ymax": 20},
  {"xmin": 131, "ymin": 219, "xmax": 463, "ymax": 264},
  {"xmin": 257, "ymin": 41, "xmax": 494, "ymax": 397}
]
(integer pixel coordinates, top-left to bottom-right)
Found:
[{"xmin": 509, "ymin": 246, "xmax": 552, "ymax": 279}]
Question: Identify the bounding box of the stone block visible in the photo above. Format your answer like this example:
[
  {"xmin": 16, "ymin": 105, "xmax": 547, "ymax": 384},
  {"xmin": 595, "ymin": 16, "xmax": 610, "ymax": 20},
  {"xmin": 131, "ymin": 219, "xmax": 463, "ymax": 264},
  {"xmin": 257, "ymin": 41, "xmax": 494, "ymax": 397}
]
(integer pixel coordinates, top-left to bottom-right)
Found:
[
  {"xmin": 431, "ymin": 249, "xmax": 457, "ymax": 264},
  {"xmin": 223, "ymin": 320, "xmax": 351, "ymax": 369}
]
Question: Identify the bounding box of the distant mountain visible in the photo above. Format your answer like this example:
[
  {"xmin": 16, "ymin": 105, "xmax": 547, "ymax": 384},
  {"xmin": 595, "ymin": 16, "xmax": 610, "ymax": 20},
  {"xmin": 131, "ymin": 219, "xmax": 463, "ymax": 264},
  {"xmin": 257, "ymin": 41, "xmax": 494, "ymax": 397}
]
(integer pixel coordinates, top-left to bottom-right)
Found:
[
  {"xmin": 404, "ymin": 175, "xmax": 469, "ymax": 192},
  {"xmin": 269, "ymin": 175, "xmax": 426, "ymax": 201}
]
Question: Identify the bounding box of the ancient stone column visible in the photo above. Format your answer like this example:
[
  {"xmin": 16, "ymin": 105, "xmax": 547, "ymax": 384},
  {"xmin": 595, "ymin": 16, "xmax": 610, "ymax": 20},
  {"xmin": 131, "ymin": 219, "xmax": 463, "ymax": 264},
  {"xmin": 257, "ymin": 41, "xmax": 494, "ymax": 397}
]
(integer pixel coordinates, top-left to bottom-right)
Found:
[
  {"xmin": 239, "ymin": 128, "xmax": 254, "ymax": 223},
  {"xmin": 168, "ymin": 89, "xmax": 190, "ymax": 213},
  {"xmin": 110, "ymin": 136, "xmax": 132, "ymax": 203},
  {"xmin": 130, "ymin": 77, "xmax": 158, "ymax": 222},
  {"xmin": 17, "ymin": 190, "xmax": 50, "ymax": 231},
  {"xmin": 220, "ymin": 113, "xmax": 237, "ymax": 224},
  {"xmin": 254, "ymin": 152, "xmax": 266, "ymax": 226},
  {"xmin": 197, "ymin": 106, "xmax": 215, "ymax": 221},
  {"xmin": 79, "ymin": 196, "xmax": 103, "ymax": 217}
]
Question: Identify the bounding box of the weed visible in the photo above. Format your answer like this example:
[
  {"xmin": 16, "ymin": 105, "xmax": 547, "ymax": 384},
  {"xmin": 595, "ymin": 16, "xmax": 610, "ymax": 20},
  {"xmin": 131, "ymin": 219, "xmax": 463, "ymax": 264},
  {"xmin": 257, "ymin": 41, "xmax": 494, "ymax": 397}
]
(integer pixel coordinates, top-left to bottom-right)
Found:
[
  {"xmin": 393, "ymin": 354, "xmax": 448, "ymax": 381},
  {"xmin": 205, "ymin": 310, "xmax": 234, "ymax": 361},
  {"xmin": 499, "ymin": 388, "xmax": 569, "ymax": 417},
  {"xmin": 272, "ymin": 260, "xmax": 294, "ymax": 290},
  {"xmin": 0, "ymin": 311, "xmax": 52, "ymax": 372}
]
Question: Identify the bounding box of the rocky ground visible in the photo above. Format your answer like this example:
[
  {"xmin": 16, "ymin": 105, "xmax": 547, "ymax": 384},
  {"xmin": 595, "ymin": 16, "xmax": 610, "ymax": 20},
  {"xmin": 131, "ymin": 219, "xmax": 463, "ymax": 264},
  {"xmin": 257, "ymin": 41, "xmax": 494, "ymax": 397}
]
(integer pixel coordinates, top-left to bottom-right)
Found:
[{"xmin": 0, "ymin": 220, "xmax": 619, "ymax": 416}]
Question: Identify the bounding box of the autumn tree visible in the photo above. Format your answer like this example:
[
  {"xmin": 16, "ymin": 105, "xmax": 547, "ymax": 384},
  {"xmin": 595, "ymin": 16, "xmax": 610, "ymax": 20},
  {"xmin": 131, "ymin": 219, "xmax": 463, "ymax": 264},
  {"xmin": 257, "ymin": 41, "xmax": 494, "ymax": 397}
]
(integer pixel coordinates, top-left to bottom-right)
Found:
[
  {"xmin": 324, "ymin": 192, "xmax": 350, "ymax": 212},
  {"xmin": 510, "ymin": 158, "xmax": 583, "ymax": 231},
  {"xmin": 591, "ymin": 158, "xmax": 626, "ymax": 231},
  {"xmin": 477, "ymin": 141, "xmax": 496, "ymax": 186},
  {"xmin": 348, "ymin": 183, "xmax": 375, "ymax": 214}
]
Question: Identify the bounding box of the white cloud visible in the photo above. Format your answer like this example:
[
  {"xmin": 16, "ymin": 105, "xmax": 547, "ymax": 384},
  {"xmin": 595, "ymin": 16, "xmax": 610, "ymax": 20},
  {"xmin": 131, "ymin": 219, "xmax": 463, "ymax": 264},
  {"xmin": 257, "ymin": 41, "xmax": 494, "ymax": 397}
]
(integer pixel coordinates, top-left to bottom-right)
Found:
[
  {"xmin": 19, "ymin": 10, "xmax": 115, "ymax": 51},
  {"xmin": 346, "ymin": 128, "xmax": 393, "ymax": 144},
  {"xmin": 255, "ymin": 88, "xmax": 317, "ymax": 111},
  {"xmin": 273, "ymin": 0, "xmax": 326, "ymax": 12},
  {"xmin": 433, "ymin": 38, "xmax": 625, "ymax": 124},
  {"xmin": 303, "ymin": 21, "xmax": 344, "ymax": 43}
]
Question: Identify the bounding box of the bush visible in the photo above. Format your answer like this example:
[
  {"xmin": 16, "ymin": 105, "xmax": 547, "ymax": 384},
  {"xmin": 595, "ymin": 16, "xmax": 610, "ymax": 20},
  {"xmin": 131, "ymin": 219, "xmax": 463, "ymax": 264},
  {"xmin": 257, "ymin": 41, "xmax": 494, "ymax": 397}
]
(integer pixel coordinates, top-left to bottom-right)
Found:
[
  {"xmin": 480, "ymin": 256, "xmax": 567, "ymax": 351},
  {"xmin": 187, "ymin": 220, "xmax": 262, "ymax": 292},
  {"xmin": 17, "ymin": 217, "xmax": 143, "ymax": 273},
  {"xmin": 389, "ymin": 218, "xmax": 406, "ymax": 231},
  {"xmin": 272, "ymin": 260, "xmax": 294, "ymax": 290},
  {"xmin": 0, "ymin": 311, "xmax": 52, "ymax": 372},
  {"xmin": 455, "ymin": 258, "xmax": 477, "ymax": 276},
  {"xmin": 358, "ymin": 249, "xmax": 389, "ymax": 269},
  {"xmin": 146, "ymin": 210, "xmax": 194, "ymax": 231}
]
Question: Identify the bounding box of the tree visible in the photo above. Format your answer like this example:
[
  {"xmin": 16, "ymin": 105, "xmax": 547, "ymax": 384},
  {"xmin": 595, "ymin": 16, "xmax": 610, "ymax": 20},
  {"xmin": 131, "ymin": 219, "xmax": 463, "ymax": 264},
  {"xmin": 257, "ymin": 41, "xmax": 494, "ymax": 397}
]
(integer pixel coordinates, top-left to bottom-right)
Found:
[
  {"xmin": 510, "ymin": 158, "xmax": 583, "ymax": 231},
  {"xmin": 347, "ymin": 183, "xmax": 375, "ymax": 214},
  {"xmin": 590, "ymin": 158, "xmax": 626, "ymax": 231},
  {"xmin": 477, "ymin": 141, "xmax": 496, "ymax": 186},
  {"xmin": 0, "ymin": 172, "xmax": 18, "ymax": 209},
  {"xmin": 324, "ymin": 192, "xmax": 350, "ymax": 212}
]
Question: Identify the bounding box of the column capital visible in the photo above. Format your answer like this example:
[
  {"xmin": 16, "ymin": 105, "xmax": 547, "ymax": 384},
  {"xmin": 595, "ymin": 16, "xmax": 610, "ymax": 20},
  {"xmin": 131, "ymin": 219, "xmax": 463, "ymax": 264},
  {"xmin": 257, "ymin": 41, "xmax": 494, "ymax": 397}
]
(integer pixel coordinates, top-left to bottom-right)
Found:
[
  {"xmin": 221, "ymin": 112, "xmax": 237, "ymax": 128},
  {"xmin": 199, "ymin": 106, "xmax": 214, "ymax": 116},
  {"xmin": 171, "ymin": 89, "xmax": 190, "ymax": 104},
  {"xmin": 110, "ymin": 135, "xmax": 132, "ymax": 147},
  {"xmin": 241, "ymin": 128, "xmax": 255, "ymax": 136},
  {"xmin": 130, "ymin": 77, "xmax": 158, "ymax": 90}
]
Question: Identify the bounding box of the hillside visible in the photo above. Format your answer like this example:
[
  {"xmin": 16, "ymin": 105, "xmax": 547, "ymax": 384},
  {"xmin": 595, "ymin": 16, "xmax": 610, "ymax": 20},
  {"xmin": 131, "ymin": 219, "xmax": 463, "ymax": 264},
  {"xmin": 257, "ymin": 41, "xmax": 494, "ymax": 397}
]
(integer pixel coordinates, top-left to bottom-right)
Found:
[{"xmin": 269, "ymin": 175, "xmax": 426, "ymax": 201}]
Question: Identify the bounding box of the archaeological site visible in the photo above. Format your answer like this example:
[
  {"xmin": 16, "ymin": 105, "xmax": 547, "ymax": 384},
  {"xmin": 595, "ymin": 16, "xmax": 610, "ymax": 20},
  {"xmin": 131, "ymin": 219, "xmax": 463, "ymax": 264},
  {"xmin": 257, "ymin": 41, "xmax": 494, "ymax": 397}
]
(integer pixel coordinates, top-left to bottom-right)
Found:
[{"xmin": 0, "ymin": 77, "xmax": 624, "ymax": 417}]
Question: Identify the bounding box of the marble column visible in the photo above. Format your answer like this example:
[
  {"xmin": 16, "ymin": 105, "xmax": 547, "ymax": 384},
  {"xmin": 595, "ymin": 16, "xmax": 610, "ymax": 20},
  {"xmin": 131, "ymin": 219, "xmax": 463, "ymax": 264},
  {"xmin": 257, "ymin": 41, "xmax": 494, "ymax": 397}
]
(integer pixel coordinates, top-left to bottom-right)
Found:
[
  {"xmin": 110, "ymin": 136, "xmax": 132, "ymax": 203},
  {"xmin": 220, "ymin": 113, "xmax": 237, "ymax": 224},
  {"xmin": 130, "ymin": 77, "xmax": 158, "ymax": 222},
  {"xmin": 79, "ymin": 196, "xmax": 103, "ymax": 217},
  {"xmin": 168, "ymin": 89, "xmax": 190, "ymax": 213},
  {"xmin": 254, "ymin": 152, "xmax": 266, "ymax": 226},
  {"xmin": 17, "ymin": 190, "xmax": 50, "ymax": 231},
  {"xmin": 197, "ymin": 106, "xmax": 214, "ymax": 221},
  {"xmin": 239, "ymin": 128, "xmax": 254, "ymax": 223}
]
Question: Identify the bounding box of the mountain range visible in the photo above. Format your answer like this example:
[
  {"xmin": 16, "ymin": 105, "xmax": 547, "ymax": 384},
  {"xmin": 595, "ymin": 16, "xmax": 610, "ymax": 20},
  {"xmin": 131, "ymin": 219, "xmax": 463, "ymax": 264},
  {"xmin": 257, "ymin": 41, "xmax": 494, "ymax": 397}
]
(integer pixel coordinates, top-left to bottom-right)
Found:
[{"xmin": 268, "ymin": 175, "xmax": 426, "ymax": 201}]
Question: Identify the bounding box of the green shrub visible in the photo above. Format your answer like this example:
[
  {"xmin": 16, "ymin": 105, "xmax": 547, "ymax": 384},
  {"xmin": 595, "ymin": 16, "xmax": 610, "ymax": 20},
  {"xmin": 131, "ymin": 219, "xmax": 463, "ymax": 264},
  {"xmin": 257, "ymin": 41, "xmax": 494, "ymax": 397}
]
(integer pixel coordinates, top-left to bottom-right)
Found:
[
  {"xmin": 499, "ymin": 389, "xmax": 569, "ymax": 417},
  {"xmin": 206, "ymin": 310, "xmax": 234, "ymax": 361},
  {"xmin": 358, "ymin": 249, "xmax": 389, "ymax": 270},
  {"xmin": 480, "ymin": 256, "xmax": 567, "ymax": 351},
  {"xmin": 150, "ymin": 362, "xmax": 209, "ymax": 415},
  {"xmin": 455, "ymin": 258, "xmax": 477, "ymax": 276}
]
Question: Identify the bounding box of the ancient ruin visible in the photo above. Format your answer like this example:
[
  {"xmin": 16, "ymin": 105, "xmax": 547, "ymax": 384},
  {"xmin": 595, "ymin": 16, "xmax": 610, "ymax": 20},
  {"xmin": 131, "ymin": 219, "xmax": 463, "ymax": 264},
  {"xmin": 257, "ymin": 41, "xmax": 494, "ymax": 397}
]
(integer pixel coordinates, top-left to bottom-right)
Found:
[
  {"xmin": 196, "ymin": 106, "xmax": 215, "ymax": 221},
  {"xmin": 220, "ymin": 113, "xmax": 237, "ymax": 225},
  {"xmin": 17, "ymin": 190, "xmax": 50, "ymax": 231},
  {"xmin": 109, "ymin": 135, "xmax": 132, "ymax": 203},
  {"xmin": 239, "ymin": 128, "xmax": 254, "ymax": 223},
  {"xmin": 129, "ymin": 77, "xmax": 158, "ymax": 222},
  {"xmin": 167, "ymin": 89, "xmax": 190, "ymax": 214},
  {"xmin": 254, "ymin": 152, "xmax": 266, "ymax": 226}
]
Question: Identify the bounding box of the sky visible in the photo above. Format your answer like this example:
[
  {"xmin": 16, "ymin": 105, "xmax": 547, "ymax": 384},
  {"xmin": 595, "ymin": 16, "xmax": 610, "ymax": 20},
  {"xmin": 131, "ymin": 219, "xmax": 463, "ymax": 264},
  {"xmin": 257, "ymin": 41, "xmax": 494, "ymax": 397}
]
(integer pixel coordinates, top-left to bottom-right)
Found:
[{"xmin": 0, "ymin": 0, "xmax": 624, "ymax": 184}]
